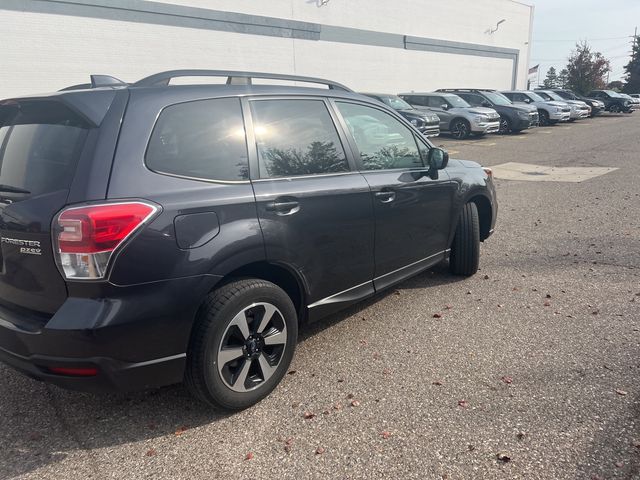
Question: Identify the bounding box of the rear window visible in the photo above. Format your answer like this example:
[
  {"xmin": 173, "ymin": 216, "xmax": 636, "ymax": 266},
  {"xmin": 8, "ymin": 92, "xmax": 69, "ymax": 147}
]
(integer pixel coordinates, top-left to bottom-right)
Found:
[
  {"xmin": 145, "ymin": 98, "xmax": 249, "ymax": 182},
  {"xmin": 0, "ymin": 101, "xmax": 90, "ymax": 196}
]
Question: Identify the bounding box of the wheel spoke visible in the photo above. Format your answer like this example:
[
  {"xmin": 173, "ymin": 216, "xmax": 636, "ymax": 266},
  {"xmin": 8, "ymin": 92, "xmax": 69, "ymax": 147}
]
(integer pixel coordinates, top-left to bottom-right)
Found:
[
  {"xmin": 229, "ymin": 310, "xmax": 251, "ymax": 339},
  {"xmin": 233, "ymin": 359, "xmax": 252, "ymax": 390},
  {"xmin": 218, "ymin": 347, "xmax": 244, "ymax": 365},
  {"xmin": 256, "ymin": 303, "xmax": 277, "ymax": 334},
  {"xmin": 257, "ymin": 353, "xmax": 276, "ymax": 381},
  {"xmin": 264, "ymin": 329, "xmax": 287, "ymax": 346}
]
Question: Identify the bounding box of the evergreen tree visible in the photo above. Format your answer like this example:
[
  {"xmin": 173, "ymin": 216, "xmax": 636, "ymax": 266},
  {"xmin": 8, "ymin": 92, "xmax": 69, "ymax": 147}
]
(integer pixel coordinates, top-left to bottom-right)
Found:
[
  {"xmin": 557, "ymin": 69, "xmax": 569, "ymax": 89},
  {"xmin": 623, "ymin": 36, "xmax": 640, "ymax": 93},
  {"xmin": 543, "ymin": 67, "xmax": 558, "ymax": 88}
]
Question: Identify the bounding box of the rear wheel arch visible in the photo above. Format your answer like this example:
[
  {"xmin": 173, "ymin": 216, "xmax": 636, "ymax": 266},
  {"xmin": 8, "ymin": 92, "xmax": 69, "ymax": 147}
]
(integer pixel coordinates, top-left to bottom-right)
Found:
[{"xmin": 215, "ymin": 261, "xmax": 307, "ymax": 322}]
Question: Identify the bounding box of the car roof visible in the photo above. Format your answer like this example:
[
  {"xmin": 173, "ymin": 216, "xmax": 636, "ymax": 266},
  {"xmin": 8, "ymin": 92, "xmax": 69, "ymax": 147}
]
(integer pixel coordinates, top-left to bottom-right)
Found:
[
  {"xmin": 360, "ymin": 92, "xmax": 400, "ymax": 98},
  {"xmin": 398, "ymin": 92, "xmax": 456, "ymax": 97}
]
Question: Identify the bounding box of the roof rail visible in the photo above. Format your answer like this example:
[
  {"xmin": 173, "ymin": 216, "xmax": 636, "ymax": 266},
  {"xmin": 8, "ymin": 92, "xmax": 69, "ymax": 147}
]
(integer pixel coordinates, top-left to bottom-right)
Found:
[
  {"xmin": 59, "ymin": 75, "xmax": 127, "ymax": 92},
  {"xmin": 132, "ymin": 69, "xmax": 353, "ymax": 91}
]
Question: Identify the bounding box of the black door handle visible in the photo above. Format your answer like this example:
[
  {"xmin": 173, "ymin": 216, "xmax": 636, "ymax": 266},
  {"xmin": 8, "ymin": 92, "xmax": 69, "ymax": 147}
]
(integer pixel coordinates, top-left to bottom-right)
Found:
[
  {"xmin": 374, "ymin": 191, "xmax": 396, "ymax": 203},
  {"xmin": 265, "ymin": 200, "xmax": 300, "ymax": 213}
]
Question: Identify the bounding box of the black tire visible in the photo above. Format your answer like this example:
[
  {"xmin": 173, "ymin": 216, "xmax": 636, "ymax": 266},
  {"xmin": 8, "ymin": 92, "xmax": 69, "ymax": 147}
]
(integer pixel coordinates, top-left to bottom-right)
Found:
[
  {"xmin": 185, "ymin": 279, "xmax": 298, "ymax": 410},
  {"xmin": 498, "ymin": 116, "xmax": 512, "ymax": 134},
  {"xmin": 450, "ymin": 119, "xmax": 471, "ymax": 139},
  {"xmin": 609, "ymin": 104, "xmax": 621, "ymax": 113},
  {"xmin": 449, "ymin": 202, "xmax": 480, "ymax": 276},
  {"xmin": 538, "ymin": 110, "xmax": 550, "ymax": 126}
]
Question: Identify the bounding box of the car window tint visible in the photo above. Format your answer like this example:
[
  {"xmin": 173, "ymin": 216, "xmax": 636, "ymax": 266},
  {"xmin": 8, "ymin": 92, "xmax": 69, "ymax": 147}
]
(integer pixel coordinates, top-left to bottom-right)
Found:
[
  {"xmin": 427, "ymin": 96, "xmax": 444, "ymax": 108},
  {"xmin": 250, "ymin": 99, "xmax": 348, "ymax": 178},
  {"xmin": 460, "ymin": 93, "xmax": 484, "ymax": 106},
  {"xmin": 146, "ymin": 98, "xmax": 248, "ymax": 181},
  {"xmin": 336, "ymin": 102, "xmax": 423, "ymax": 171}
]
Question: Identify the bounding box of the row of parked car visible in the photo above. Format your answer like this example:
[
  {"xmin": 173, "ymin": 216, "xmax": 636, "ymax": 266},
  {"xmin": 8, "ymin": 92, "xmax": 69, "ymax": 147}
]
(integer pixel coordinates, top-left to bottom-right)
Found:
[{"xmin": 362, "ymin": 88, "xmax": 640, "ymax": 140}]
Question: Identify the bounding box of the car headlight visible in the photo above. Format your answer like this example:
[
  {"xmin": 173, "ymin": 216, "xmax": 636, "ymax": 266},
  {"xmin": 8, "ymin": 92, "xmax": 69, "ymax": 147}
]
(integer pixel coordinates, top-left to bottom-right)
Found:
[
  {"xmin": 517, "ymin": 110, "xmax": 529, "ymax": 118},
  {"xmin": 555, "ymin": 107, "xmax": 563, "ymax": 113},
  {"xmin": 474, "ymin": 115, "xmax": 489, "ymax": 122}
]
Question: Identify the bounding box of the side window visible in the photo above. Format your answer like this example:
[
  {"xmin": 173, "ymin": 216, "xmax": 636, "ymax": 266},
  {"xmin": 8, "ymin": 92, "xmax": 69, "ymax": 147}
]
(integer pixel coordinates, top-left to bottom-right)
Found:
[
  {"xmin": 427, "ymin": 96, "xmax": 445, "ymax": 108},
  {"xmin": 514, "ymin": 93, "xmax": 527, "ymax": 103},
  {"xmin": 336, "ymin": 102, "xmax": 424, "ymax": 171},
  {"xmin": 249, "ymin": 99, "xmax": 349, "ymax": 179},
  {"xmin": 403, "ymin": 96, "xmax": 421, "ymax": 106},
  {"xmin": 146, "ymin": 98, "xmax": 248, "ymax": 182}
]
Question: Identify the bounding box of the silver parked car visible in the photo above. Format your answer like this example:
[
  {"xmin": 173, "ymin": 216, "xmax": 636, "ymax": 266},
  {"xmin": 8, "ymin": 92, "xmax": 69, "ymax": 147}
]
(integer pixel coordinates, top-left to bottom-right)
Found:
[
  {"xmin": 501, "ymin": 90, "xmax": 571, "ymax": 126},
  {"xmin": 535, "ymin": 89, "xmax": 590, "ymax": 120},
  {"xmin": 399, "ymin": 92, "xmax": 500, "ymax": 139}
]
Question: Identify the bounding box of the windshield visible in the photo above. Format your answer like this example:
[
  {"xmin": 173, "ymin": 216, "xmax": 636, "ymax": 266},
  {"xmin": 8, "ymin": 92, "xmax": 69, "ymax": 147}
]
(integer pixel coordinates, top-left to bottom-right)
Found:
[
  {"xmin": 525, "ymin": 92, "xmax": 546, "ymax": 103},
  {"xmin": 557, "ymin": 91, "xmax": 576, "ymax": 100},
  {"xmin": 605, "ymin": 90, "xmax": 623, "ymax": 98},
  {"xmin": 378, "ymin": 95, "xmax": 414, "ymax": 111},
  {"xmin": 542, "ymin": 91, "xmax": 565, "ymax": 102},
  {"xmin": 484, "ymin": 91, "xmax": 512, "ymax": 106},
  {"xmin": 446, "ymin": 95, "xmax": 471, "ymax": 108}
]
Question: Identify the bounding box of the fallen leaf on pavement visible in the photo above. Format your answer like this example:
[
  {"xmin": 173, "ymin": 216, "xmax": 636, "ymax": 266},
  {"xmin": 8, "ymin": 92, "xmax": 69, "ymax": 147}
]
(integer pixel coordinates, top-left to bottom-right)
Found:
[
  {"xmin": 458, "ymin": 399, "xmax": 468, "ymax": 408},
  {"xmin": 315, "ymin": 446, "xmax": 326, "ymax": 455},
  {"xmin": 245, "ymin": 452, "xmax": 254, "ymax": 461},
  {"xmin": 174, "ymin": 426, "xmax": 188, "ymax": 436},
  {"xmin": 615, "ymin": 389, "xmax": 628, "ymax": 396},
  {"xmin": 303, "ymin": 411, "xmax": 316, "ymax": 419},
  {"xmin": 433, "ymin": 313, "xmax": 442, "ymax": 318},
  {"xmin": 496, "ymin": 453, "xmax": 511, "ymax": 463},
  {"xmin": 501, "ymin": 376, "xmax": 513, "ymax": 384},
  {"xmin": 145, "ymin": 449, "xmax": 156, "ymax": 457},
  {"xmin": 350, "ymin": 400, "xmax": 361, "ymax": 407},
  {"xmin": 381, "ymin": 430, "xmax": 392, "ymax": 439}
]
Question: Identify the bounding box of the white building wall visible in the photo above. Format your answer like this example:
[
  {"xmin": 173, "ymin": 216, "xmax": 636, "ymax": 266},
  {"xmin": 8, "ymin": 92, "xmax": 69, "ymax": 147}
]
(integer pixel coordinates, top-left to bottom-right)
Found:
[{"xmin": 0, "ymin": 0, "xmax": 532, "ymax": 98}]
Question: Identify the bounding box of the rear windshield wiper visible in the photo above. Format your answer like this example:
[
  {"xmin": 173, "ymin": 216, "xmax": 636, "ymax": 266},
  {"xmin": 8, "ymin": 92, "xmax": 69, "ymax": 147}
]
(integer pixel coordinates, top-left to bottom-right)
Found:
[{"xmin": 0, "ymin": 184, "xmax": 30, "ymax": 194}]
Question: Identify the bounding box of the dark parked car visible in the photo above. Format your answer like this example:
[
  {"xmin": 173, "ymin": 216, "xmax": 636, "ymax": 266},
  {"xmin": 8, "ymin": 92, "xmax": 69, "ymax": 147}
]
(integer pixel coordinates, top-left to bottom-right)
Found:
[
  {"xmin": 549, "ymin": 89, "xmax": 605, "ymax": 116},
  {"xmin": 587, "ymin": 90, "xmax": 633, "ymax": 113},
  {"xmin": 361, "ymin": 93, "xmax": 440, "ymax": 137},
  {"xmin": 436, "ymin": 88, "xmax": 538, "ymax": 134},
  {"xmin": 0, "ymin": 70, "xmax": 497, "ymax": 410}
]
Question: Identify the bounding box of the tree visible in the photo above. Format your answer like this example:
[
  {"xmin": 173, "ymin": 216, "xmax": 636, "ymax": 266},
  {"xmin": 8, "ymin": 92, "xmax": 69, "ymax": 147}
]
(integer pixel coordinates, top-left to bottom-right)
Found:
[
  {"xmin": 557, "ymin": 69, "xmax": 569, "ymax": 89},
  {"xmin": 623, "ymin": 36, "xmax": 640, "ymax": 93},
  {"xmin": 607, "ymin": 80, "xmax": 624, "ymax": 91},
  {"xmin": 543, "ymin": 67, "xmax": 558, "ymax": 88},
  {"xmin": 566, "ymin": 41, "xmax": 611, "ymax": 94}
]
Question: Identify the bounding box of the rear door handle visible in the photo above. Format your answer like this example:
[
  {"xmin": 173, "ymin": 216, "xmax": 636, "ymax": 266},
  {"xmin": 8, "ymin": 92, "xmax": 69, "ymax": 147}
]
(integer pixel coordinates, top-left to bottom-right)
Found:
[
  {"xmin": 265, "ymin": 199, "xmax": 300, "ymax": 214},
  {"xmin": 374, "ymin": 191, "xmax": 396, "ymax": 203}
]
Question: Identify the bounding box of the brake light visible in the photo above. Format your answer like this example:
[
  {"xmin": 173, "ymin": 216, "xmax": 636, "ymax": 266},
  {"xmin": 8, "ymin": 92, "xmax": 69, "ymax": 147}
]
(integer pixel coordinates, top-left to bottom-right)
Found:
[{"xmin": 55, "ymin": 202, "xmax": 159, "ymax": 280}]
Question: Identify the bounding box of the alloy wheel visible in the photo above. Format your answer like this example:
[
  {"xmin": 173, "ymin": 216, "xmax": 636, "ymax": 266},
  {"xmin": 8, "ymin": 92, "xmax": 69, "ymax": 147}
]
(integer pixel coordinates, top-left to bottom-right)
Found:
[
  {"xmin": 451, "ymin": 121, "xmax": 468, "ymax": 139},
  {"xmin": 217, "ymin": 302, "xmax": 288, "ymax": 392}
]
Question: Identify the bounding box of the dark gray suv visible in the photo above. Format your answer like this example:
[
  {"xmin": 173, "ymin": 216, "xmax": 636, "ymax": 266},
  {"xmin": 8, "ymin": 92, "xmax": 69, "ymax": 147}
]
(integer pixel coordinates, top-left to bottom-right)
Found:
[{"xmin": 0, "ymin": 70, "xmax": 497, "ymax": 409}]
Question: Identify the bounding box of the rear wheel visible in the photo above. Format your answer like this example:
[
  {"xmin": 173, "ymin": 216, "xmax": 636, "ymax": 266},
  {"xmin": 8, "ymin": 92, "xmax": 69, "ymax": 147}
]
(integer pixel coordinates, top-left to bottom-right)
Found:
[
  {"xmin": 185, "ymin": 279, "xmax": 298, "ymax": 410},
  {"xmin": 538, "ymin": 110, "xmax": 550, "ymax": 126},
  {"xmin": 610, "ymin": 104, "xmax": 621, "ymax": 113},
  {"xmin": 450, "ymin": 119, "xmax": 471, "ymax": 139},
  {"xmin": 449, "ymin": 202, "xmax": 480, "ymax": 276}
]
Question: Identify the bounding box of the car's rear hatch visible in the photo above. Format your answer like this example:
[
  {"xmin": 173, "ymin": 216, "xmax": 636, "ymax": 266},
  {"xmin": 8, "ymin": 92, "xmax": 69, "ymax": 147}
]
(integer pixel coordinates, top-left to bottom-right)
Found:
[{"xmin": 0, "ymin": 90, "xmax": 121, "ymax": 315}]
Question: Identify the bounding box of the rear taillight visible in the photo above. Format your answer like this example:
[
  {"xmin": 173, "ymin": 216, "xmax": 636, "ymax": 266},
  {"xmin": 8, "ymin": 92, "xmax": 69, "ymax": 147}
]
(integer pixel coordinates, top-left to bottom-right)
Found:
[{"xmin": 54, "ymin": 201, "xmax": 159, "ymax": 280}]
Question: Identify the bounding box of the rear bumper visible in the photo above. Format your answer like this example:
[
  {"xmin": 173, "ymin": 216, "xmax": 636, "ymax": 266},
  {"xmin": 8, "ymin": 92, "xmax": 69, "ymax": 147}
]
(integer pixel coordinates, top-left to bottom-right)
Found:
[{"xmin": 0, "ymin": 275, "xmax": 220, "ymax": 392}]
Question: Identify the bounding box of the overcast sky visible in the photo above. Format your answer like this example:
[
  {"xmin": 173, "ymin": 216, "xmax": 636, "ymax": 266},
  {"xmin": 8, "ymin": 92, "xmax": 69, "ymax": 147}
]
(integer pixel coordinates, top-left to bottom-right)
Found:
[{"xmin": 529, "ymin": 0, "xmax": 640, "ymax": 82}]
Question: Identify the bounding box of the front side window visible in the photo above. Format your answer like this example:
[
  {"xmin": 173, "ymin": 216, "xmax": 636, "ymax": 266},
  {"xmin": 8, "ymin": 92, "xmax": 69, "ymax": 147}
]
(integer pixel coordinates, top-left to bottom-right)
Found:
[
  {"xmin": 250, "ymin": 99, "xmax": 349, "ymax": 179},
  {"xmin": 458, "ymin": 93, "xmax": 486, "ymax": 107},
  {"xmin": 526, "ymin": 92, "xmax": 546, "ymax": 102},
  {"xmin": 336, "ymin": 102, "xmax": 424, "ymax": 171},
  {"xmin": 427, "ymin": 96, "xmax": 446, "ymax": 108},
  {"xmin": 446, "ymin": 95, "xmax": 471, "ymax": 108},
  {"xmin": 146, "ymin": 98, "xmax": 249, "ymax": 182}
]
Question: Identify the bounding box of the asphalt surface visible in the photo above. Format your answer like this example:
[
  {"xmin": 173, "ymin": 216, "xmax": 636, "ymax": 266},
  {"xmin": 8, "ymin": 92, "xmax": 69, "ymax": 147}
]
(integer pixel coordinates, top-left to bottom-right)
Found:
[{"xmin": 1, "ymin": 113, "xmax": 639, "ymax": 480}]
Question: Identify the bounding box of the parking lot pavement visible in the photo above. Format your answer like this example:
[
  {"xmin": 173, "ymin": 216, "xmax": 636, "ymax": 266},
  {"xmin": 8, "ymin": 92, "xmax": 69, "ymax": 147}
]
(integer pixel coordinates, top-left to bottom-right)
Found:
[{"xmin": 1, "ymin": 114, "xmax": 639, "ymax": 480}]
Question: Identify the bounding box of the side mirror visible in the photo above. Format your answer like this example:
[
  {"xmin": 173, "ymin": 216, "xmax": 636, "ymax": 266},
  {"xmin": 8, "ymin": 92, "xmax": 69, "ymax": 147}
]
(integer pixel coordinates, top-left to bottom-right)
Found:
[
  {"xmin": 524, "ymin": 98, "xmax": 531, "ymax": 103},
  {"xmin": 427, "ymin": 147, "xmax": 449, "ymax": 171},
  {"xmin": 441, "ymin": 104, "xmax": 449, "ymax": 110}
]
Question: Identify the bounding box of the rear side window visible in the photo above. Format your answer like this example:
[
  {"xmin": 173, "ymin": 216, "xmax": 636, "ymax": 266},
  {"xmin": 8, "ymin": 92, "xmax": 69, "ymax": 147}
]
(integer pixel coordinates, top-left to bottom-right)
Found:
[
  {"xmin": 146, "ymin": 98, "xmax": 249, "ymax": 182},
  {"xmin": 0, "ymin": 101, "xmax": 90, "ymax": 196},
  {"xmin": 249, "ymin": 99, "xmax": 349, "ymax": 178}
]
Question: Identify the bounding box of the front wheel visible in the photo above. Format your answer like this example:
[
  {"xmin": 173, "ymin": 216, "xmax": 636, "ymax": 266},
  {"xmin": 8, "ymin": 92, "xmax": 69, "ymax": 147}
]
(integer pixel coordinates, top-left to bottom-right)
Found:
[
  {"xmin": 185, "ymin": 279, "xmax": 298, "ymax": 410},
  {"xmin": 538, "ymin": 110, "xmax": 550, "ymax": 126},
  {"xmin": 450, "ymin": 119, "xmax": 471, "ymax": 139},
  {"xmin": 609, "ymin": 104, "xmax": 621, "ymax": 113},
  {"xmin": 498, "ymin": 116, "xmax": 512, "ymax": 134},
  {"xmin": 449, "ymin": 202, "xmax": 480, "ymax": 276}
]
